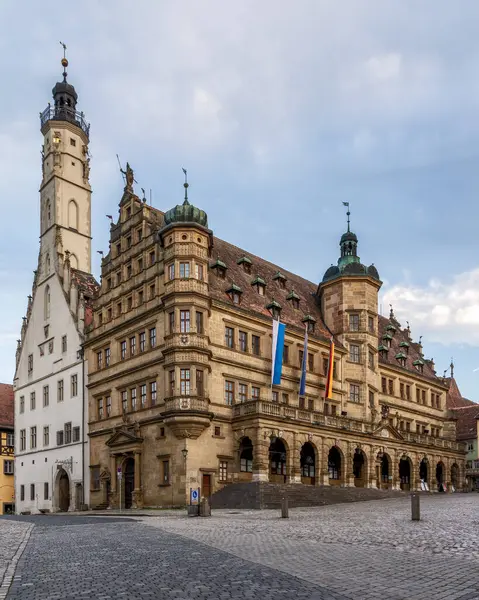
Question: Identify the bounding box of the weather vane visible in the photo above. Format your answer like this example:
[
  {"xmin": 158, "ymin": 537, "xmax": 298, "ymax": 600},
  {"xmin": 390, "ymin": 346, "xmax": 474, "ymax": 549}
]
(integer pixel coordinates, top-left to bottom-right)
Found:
[
  {"xmin": 59, "ymin": 41, "xmax": 68, "ymax": 80},
  {"xmin": 182, "ymin": 167, "xmax": 189, "ymax": 202},
  {"xmin": 342, "ymin": 201, "xmax": 350, "ymax": 232}
]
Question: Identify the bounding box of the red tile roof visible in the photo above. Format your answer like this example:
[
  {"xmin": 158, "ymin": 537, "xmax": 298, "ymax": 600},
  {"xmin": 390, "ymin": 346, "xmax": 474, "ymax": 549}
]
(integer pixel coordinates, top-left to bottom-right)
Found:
[
  {"xmin": 451, "ymin": 404, "xmax": 479, "ymax": 440},
  {"xmin": 71, "ymin": 269, "xmax": 100, "ymax": 327},
  {"xmin": 0, "ymin": 383, "xmax": 13, "ymax": 429},
  {"xmin": 445, "ymin": 377, "xmax": 476, "ymax": 409}
]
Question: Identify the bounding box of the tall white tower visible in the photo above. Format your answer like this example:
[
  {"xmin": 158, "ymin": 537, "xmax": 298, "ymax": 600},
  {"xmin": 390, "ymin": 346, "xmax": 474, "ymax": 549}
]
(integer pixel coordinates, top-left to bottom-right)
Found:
[{"xmin": 39, "ymin": 47, "xmax": 92, "ymax": 280}]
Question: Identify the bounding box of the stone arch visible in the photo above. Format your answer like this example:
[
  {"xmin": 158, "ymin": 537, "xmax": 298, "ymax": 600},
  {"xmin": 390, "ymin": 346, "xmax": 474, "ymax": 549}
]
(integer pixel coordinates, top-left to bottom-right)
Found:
[
  {"xmin": 328, "ymin": 445, "xmax": 344, "ymax": 486},
  {"xmin": 353, "ymin": 447, "xmax": 368, "ymax": 488},
  {"xmin": 68, "ymin": 199, "xmax": 79, "ymax": 230},
  {"xmin": 436, "ymin": 460, "xmax": 446, "ymax": 491},
  {"xmin": 300, "ymin": 441, "xmax": 317, "ymax": 485},
  {"xmin": 269, "ymin": 436, "xmax": 288, "ymax": 483},
  {"xmin": 238, "ymin": 436, "xmax": 253, "ymax": 479},
  {"xmin": 399, "ymin": 455, "xmax": 413, "ymax": 491},
  {"xmin": 44, "ymin": 285, "xmax": 50, "ymax": 320},
  {"xmin": 379, "ymin": 451, "xmax": 392, "ymax": 489},
  {"xmin": 69, "ymin": 253, "xmax": 78, "ymax": 269},
  {"xmin": 419, "ymin": 457, "xmax": 429, "ymax": 490},
  {"xmin": 451, "ymin": 463, "xmax": 460, "ymax": 490},
  {"xmin": 54, "ymin": 468, "xmax": 71, "ymax": 512}
]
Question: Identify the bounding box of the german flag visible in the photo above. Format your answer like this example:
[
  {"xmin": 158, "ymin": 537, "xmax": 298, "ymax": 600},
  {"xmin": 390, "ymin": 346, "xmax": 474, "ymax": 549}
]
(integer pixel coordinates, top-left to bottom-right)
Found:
[{"xmin": 325, "ymin": 337, "xmax": 335, "ymax": 399}]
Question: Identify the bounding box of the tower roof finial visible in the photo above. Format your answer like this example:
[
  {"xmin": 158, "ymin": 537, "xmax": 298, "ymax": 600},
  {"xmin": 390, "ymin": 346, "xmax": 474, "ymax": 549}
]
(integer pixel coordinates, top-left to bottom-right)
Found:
[
  {"xmin": 342, "ymin": 201, "xmax": 350, "ymax": 232},
  {"xmin": 59, "ymin": 41, "xmax": 68, "ymax": 82},
  {"xmin": 182, "ymin": 167, "xmax": 189, "ymax": 204},
  {"xmin": 450, "ymin": 357, "xmax": 454, "ymax": 378}
]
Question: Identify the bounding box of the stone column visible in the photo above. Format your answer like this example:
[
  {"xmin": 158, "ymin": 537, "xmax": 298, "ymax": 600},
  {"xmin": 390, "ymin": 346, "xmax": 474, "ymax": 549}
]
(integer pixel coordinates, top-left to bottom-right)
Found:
[
  {"xmin": 368, "ymin": 447, "xmax": 378, "ymax": 488},
  {"xmin": 391, "ymin": 451, "xmax": 400, "ymax": 490},
  {"xmin": 289, "ymin": 434, "xmax": 302, "ymax": 484},
  {"xmin": 345, "ymin": 443, "xmax": 355, "ymax": 488},
  {"xmin": 132, "ymin": 451, "xmax": 144, "ymax": 509},
  {"xmin": 252, "ymin": 428, "xmax": 269, "ymax": 482},
  {"xmin": 321, "ymin": 438, "xmax": 330, "ymax": 486},
  {"xmin": 110, "ymin": 455, "xmax": 117, "ymax": 494}
]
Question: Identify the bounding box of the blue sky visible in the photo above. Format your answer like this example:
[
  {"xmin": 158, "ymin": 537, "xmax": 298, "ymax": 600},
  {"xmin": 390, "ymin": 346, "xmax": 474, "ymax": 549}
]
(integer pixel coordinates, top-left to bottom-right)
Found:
[{"xmin": 1, "ymin": 1, "xmax": 479, "ymax": 398}]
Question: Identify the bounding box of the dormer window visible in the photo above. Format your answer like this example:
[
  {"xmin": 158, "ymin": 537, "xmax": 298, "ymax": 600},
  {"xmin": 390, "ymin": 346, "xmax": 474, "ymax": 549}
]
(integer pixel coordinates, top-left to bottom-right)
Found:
[
  {"xmin": 286, "ymin": 289, "xmax": 300, "ymax": 309},
  {"xmin": 302, "ymin": 315, "xmax": 316, "ymax": 334},
  {"xmin": 413, "ymin": 359, "xmax": 424, "ymax": 374},
  {"xmin": 395, "ymin": 352, "xmax": 407, "ymax": 367},
  {"xmin": 266, "ymin": 299, "xmax": 282, "ymax": 320},
  {"xmin": 210, "ymin": 258, "xmax": 227, "ymax": 279},
  {"xmin": 382, "ymin": 333, "xmax": 392, "ymax": 349},
  {"xmin": 399, "ymin": 341, "xmax": 409, "ymax": 355},
  {"xmin": 251, "ymin": 276, "xmax": 266, "ymax": 296},
  {"xmin": 226, "ymin": 284, "xmax": 243, "ymax": 305},
  {"xmin": 272, "ymin": 271, "xmax": 287, "ymax": 289},
  {"xmin": 386, "ymin": 324, "xmax": 396, "ymax": 336},
  {"xmin": 237, "ymin": 256, "xmax": 252, "ymax": 274},
  {"xmin": 378, "ymin": 344, "xmax": 388, "ymax": 358}
]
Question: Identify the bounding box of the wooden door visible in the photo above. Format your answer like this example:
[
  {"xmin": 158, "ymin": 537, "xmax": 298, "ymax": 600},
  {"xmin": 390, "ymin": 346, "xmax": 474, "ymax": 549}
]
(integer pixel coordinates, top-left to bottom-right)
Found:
[{"xmin": 202, "ymin": 474, "xmax": 212, "ymax": 499}]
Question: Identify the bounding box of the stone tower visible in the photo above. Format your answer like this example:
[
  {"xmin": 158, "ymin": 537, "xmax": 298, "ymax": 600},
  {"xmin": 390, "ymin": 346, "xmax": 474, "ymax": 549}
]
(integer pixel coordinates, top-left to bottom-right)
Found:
[
  {"xmin": 317, "ymin": 210, "xmax": 382, "ymax": 420},
  {"xmin": 39, "ymin": 50, "xmax": 92, "ymax": 280}
]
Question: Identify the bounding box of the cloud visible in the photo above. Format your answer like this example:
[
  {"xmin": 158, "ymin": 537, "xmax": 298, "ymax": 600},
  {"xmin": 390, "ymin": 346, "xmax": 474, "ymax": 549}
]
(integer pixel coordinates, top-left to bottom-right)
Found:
[{"xmin": 382, "ymin": 268, "xmax": 479, "ymax": 345}]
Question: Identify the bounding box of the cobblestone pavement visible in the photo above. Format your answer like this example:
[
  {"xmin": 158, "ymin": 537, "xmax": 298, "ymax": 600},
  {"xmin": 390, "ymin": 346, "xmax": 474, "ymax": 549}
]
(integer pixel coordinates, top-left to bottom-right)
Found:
[
  {"xmin": 142, "ymin": 495, "xmax": 479, "ymax": 600},
  {"xmin": 3, "ymin": 516, "xmax": 346, "ymax": 600}
]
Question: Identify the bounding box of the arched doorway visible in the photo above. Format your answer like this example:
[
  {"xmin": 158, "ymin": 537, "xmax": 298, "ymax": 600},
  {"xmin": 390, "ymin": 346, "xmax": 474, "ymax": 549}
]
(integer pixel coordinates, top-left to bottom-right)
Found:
[
  {"xmin": 380, "ymin": 454, "xmax": 390, "ymax": 489},
  {"xmin": 328, "ymin": 446, "xmax": 342, "ymax": 486},
  {"xmin": 58, "ymin": 469, "xmax": 70, "ymax": 512},
  {"xmin": 399, "ymin": 457, "xmax": 411, "ymax": 491},
  {"xmin": 239, "ymin": 437, "xmax": 253, "ymax": 480},
  {"xmin": 419, "ymin": 458, "xmax": 429, "ymax": 490},
  {"xmin": 300, "ymin": 442, "xmax": 316, "ymax": 485},
  {"xmin": 353, "ymin": 448, "xmax": 367, "ymax": 488},
  {"xmin": 436, "ymin": 462, "xmax": 445, "ymax": 492},
  {"xmin": 124, "ymin": 457, "xmax": 135, "ymax": 509},
  {"xmin": 451, "ymin": 463, "xmax": 459, "ymax": 491},
  {"xmin": 269, "ymin": 437, "xmax": 287, "ymax": 483}
]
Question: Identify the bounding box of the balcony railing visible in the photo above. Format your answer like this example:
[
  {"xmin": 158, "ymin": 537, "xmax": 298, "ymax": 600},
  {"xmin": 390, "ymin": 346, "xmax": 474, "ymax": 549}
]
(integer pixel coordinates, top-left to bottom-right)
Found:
[
  {"xmin": 164, "ymin": 332, "xmax": 209, "ymax": 351},
  {"xmin": 466, "ymin": 460, "xmax": 479, "ymax": 474},
  {"xmin": 40, "ymin": 104, "xmax": 90, "ymax": 137},
  {"xmin": 164, "ymin": 278, "xmax": 209, "ymax": 296},
  {"xmin": 163, "ymin": 396, "xmax": 210, "ymax": 413}
]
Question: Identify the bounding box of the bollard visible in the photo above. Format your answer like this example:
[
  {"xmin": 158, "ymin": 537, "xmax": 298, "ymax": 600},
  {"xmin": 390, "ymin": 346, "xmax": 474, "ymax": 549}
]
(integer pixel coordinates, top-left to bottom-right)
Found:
[
  {"xmin": 199, "ymin": 497, "xmax": 211, "ymax": 517},
  {"xmin": 281, "ymin": 496, "xmax": 289, "ymax": 518},
  {"xmin": 411, "ymin": 493, "xmax": 420, "ymax": 521}
]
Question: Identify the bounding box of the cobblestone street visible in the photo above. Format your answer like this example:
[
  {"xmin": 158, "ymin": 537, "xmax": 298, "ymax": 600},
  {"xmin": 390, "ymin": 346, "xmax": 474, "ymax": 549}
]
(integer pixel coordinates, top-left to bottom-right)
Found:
[{"xmin": 1, "ymin": 495, "xmax": 479, "ymax": 599}]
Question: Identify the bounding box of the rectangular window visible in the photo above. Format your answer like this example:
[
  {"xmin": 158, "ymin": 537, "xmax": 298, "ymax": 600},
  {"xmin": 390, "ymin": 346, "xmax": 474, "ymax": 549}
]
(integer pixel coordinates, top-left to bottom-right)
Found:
[
  {"xmin": 149, "ymin": 250, "xmax": 155, "ymax": 265},
  {"xmin": 140, "ymin": 384, "xmax": 147, "ymax": 408},
  {"xmin": 368, "ymin": 351, "xmax": 374, "ymax": 370},
  {"xmin": 322, "ymin": 357, "xmax": 328, "ymax": 375},
  {"xmin": 195, "ymin": 264, "xmax": 204, "ymax": 281},
  {"xmin": 416, "ymin": 388, "xmax": 420, "ymax": 402},
  {"xmin": 406, "ymin": 385, "xmax": 411, "ymax": 400},
  {"xmin": 30, "ymin": 426, "xmax": 37, "ymax": 449},
  {"xmin": 219, "ymin": 461, "xmax": 228, "ymax": 482},
  {"xmin": 169, "ymin": 371, "xmax": 175, "ymax": 395},
  {"xmin": 138, "ymin": 256, "xmax": 143, "ymax": 271},
  {"xmin": 6, "ymin": 432, "xmax": 14, "ymax": 447},
  {"xmin": 73, "ymin": 426, "xmax": 80, "ymax": 442},
  {"xmin": 239, "ymin": 331, "xmax": 247, "ymax": 352},
  {"xmin": 299, "ymin": 350, "xmax": 304, "ymax": 368},
  {"xmin": 421, "ymin": 390, "xmax": 426, "ymax": 405},
  {"xmin": 225, "ymin": 327, "xmax": 234, "ymax": 348},
  {"xmin": 308, "ymin": 353, "xmax": 314, "ymax": 372},
  {"xmin": 282, "ymin": 393, "xmax": 289, "ymax": 404},
  {"xmin": 30, "ymin": 484, "xmax": 35, "ymax": 501},
  {"xmin": 28, "ymin": 353, "xmax": 33, "ymax": 375},
  {"xmin": 252, "ymin": 386, "xmax": 260, "ymax": 400},
  {"xmin": 388, "ymin": 379, "xmax": 394, "ymax": 395},
  {"xmin": 106, "ymin": 396, "xmax": 111, "ymax": 417},
  {"xmin": 121, "ymin": 391, "xmax": 128, "ymax": 413},
  {"xmin": 368, "ymin": 390, "xmax": 374, "ymax": 407},
  {"xmin": 150, "ymin": 381, "xmax": 157, "ymax": 405},
  {"xmin": 349, "ymin": 314, "xmax": 360, "ymax": 332},
  {"xmin": 70, "ymin": 137, "xmax": 76, "ymax": 147},
  {"xmin": 180, "ymin": 310, "xmax": 190, "ymax": 333},
  {"xmin": 239, "ymin": 383, "xmax": 247, "ymax": 403},
  {"xmin": 368, "ymin": 316, "xmax": 374, "ymax": 332},
  {"xmin": 71, "ymin": 374, "xmax": 78, "ymax": 397},
  {"xmin": 272, "ymin": 391, "xmax": 279, "ymax": 403},
  {"xmin": 168, "ymin": 263, "xmax": 175, "ymax": 280},
  {"xmin": 30, "ymin": 391, "xmax": 36, "ymax": 410},
  {"xmin": 196, "ymin": 370, "xmax": 204, "ymax": 397},
  {"xmin": 20, "ymin": 395, "xmax": 25, "ymax": 413},
  {"xmin": 196, "ymin": 311, "xmax": 204, "ymax": 334},
  {"xmin": 57, "ymin": 380, "xmax": 63, "ymax": 402},
  {"xmin": 57, "ymin": 430, "xmax": 64, "ymax": 445},
  {"xmin": 64, "ymin": 422, "xmax": 72, "ymax": 444},
  {"xmin": 20, "ymin": 485, "xmax": 25, "ymax": 501},
  {"xmin": 97, "ymin": 398, "xmax": 104, "ymax": 419},
  {"xmin": 224, "ymin": 381, "xmax": 234, "ymax": 405},
  {"xmin": 252, "ymin": 335, "xmax": 260, "ymax": 356},
  {"xmin": 180, "ymin": 369, "xmax": 191, "ymax": 396},
  {"xmin": 283, "ymin": 345, "xmax": 289, "ymax": 364},
  {"xmin": 162, "ymin": 460, "xmax": 170, "ymax": 484},
  {"xmin": 44, "ymin": 384, "xmax": 51, "ymax": 406},
  {"xmin": 350, "ymin": 344, "xmax": 360, "ymax": 363},
  {"xmin": 333, "ymin": 361, "xmax": 338, "ymax": 379},
  {"xmin": 120, "ymin": 340, "xmax": 127, "ymax": 360},
  {"xmin": 91, "ymin": 467, "xmax": 100, "ymax": 491},
  {"xmin": 43, "ymin": 426, "xmax": 49, "ymax": 446},
  {"xmin": 179, "ymin": 262, "xmax": 190, "ymax": 278},
  {"xmin": 139, "ymin": 332, "xmax": 146, "ymax": 352},
  {"xmin": 117, "ymin": 301, "xmax": 122, "ymax": 316},
  {"xmin": 349, "ymin": 384, "xmax": 360, "ymax": 403},
  {"xmin": 62, "ymin": 335, "xmax": 67, "ymax": 353},
  {"xmin": 130, "ymin": 336, "xmax": 136, "ymax": 356},
  {"xmin": 138, "ymin": 290, "xmax": 144, "ymax": 305},
  {"xmin": 44, "ymin": 482, "xmax": 49, "ymax": 500},
  {"xmin": 126, "ymin": 235, "xmax": 131, "ymax": 248},
  {"xmin": 20, "ymin": 429, "xmax": 26, "ymax": 451},
  {"xmin": 299, "ymin": 397, "xmax": 305, "ymax": 409},
  {"xmin": 381, "ymin": 377, "xmax": 387, "ymax": 393},
  {"xmin": 149, "ymin": 283, "xmax": 155, "ymax": 299},
  {"xmin": 149, "ymin": 327, "xmax": 157, "ymax": 348},
  {"xmin": 131, "ymin": 388, "xmax": 137, "ymax": 411},
  {"xmin": 105, "ymin": 347, "xmax": 111, "ymax": 366},
  {"xmin": 3, "ymin": 460, "xmax": 13, "ymax": 475},
  {"xmin": 169, "ymin": 311, "xmax": 175, "ymax": 334}
]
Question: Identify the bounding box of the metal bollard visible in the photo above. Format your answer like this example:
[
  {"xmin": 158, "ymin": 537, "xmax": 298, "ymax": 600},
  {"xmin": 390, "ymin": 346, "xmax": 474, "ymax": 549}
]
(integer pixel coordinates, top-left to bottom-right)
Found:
[
  {"xmin": 281, "ymin": 496, "xmax": 289, "ymax": 518},
  {"xmin": 411, "ymin": 493, "xmax": 420, "ymax": 521}
]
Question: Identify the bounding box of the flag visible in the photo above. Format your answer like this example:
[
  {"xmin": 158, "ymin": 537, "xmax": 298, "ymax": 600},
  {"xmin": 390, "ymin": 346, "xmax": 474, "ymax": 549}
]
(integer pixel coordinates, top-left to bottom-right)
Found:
[
  {"xmin": 271, "ymin": 320, "xmax": 286, "ymax": 385},
  {"xmin": 299, "ymin": 325, "xmax": 308, "ymax": 396},
  {"xmin": 325, "ymin": 337, "xmax": 335, "ymax": 399},
  {"xmin": 342, "ymin": 202, "xmax": 349, "ymax": 207}
]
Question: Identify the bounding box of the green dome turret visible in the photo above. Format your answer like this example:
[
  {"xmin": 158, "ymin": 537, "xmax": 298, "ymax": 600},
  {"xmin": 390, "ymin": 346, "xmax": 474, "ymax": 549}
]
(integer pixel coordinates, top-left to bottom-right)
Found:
[{"xmin": 163, "ymin": 169, "xmax": 208, "ymax": 228}]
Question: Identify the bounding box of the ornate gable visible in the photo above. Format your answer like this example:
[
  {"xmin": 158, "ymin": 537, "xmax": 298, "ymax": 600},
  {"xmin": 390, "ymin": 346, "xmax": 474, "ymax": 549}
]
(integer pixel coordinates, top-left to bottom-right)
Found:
[
  {"xmin": 105, "ymin": 427, "xmax": 143, "ymax": 448},
  {"xmin": 373, "ymin": 423, "xmax": 404, "ymax": 441}
]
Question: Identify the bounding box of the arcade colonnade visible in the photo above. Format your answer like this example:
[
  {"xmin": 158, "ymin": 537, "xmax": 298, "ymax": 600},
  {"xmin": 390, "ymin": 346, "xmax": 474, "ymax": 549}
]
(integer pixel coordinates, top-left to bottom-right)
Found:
[{"xmin": 236, "ymin": 429, "xmax": 464, "ymax": 492}]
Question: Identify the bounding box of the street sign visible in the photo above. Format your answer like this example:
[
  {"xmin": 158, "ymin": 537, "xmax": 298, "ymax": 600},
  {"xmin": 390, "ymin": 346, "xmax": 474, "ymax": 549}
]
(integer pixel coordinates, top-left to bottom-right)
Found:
[{"xmin": 190, "ymin": 488, "xmax": 199, "ymax": 505}]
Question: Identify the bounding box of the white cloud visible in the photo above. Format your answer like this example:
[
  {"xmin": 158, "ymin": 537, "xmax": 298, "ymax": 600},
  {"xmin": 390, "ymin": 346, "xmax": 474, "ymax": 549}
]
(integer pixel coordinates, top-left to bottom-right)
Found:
[
  {"xmin": 383, "ymin": 268, "xmax": 479, "ymax": 345},
  {"xmin": 366, "ymin": 53, "xmax": 402, "ymax": 81}
]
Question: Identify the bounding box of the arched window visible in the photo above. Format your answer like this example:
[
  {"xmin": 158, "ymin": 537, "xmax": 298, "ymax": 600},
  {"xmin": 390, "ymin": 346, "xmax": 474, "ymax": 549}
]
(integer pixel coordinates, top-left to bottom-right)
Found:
[
  {"xmin": 68, "ymin": 200, "xmax": 79, "ymax": 230},
  {"xmin": 69, "ymin": 253, "xmax": 78, "ymax": 269},
  {"xmin": 46, "ymin": 199, "xmax": 51, "ymax": 224},
  {"xmin": 45, "ymin": 253, "xmax": 51, "ymax": 274},
  {"xmin": 44, "ymin": 285, "xmax": 51, "ymax": 320}
]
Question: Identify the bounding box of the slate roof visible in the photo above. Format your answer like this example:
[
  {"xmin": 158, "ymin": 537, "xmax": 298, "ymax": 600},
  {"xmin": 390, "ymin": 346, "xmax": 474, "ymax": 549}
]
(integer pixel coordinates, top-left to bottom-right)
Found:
[
  {"xmin": 0, "ymin": 383, "xmax": 14, "ymax": 429},
  {"xmin": 209, "ymin": 237, "xmax": 333, "ymax": 343}
]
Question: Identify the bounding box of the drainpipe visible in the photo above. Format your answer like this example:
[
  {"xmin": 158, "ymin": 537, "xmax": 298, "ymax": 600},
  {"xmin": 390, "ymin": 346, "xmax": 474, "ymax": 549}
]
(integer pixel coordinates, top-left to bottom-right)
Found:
[{"xmin": 80, "ymin": 343, "xmax": 86, "ymax": 509}]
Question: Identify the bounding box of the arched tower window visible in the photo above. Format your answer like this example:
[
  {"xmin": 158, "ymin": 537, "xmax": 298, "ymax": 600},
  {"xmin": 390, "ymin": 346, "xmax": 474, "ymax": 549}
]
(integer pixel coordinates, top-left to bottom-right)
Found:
[
  {"xmin": 69, "ymin": 253, "xmax": 78, "ymax": 269},
  {"xmin": 46, "ymin": 199, "xmax": 51, "ymax": 225},
  {"xmin": 44, "ymin": 285, "xmax": 51, "ymax": 320},
  {"xmin": 68, "ymin": 200, "xmax": 79, "ymax": 230}
]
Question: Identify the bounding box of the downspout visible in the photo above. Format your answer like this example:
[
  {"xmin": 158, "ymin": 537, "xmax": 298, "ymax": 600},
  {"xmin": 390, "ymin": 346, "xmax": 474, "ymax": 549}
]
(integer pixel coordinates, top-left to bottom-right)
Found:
[{"xmin": 80, "ymin": 343, "xmax": 85, "ymax": 509}]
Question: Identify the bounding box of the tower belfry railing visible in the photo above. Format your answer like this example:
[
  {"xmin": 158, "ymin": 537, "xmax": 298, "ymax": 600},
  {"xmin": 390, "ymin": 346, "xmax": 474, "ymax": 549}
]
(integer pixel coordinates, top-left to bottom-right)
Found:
[{"xmin": 40, "ymin": 103, "xmax": 90, "ymax": 138}]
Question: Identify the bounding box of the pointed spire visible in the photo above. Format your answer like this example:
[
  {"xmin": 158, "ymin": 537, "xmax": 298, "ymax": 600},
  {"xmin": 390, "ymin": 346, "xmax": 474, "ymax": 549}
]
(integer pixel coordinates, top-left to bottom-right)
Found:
[
  {"xmin": 450, "ymin": 357, "xmax": 454, "ymax": 378},
  {"xmin": 389, "ymin": 304, "xmax": 394, "ymax": 319},
  {"xmin": 182, "ymin": 167, "xmax": 189, "ymax": 205}
]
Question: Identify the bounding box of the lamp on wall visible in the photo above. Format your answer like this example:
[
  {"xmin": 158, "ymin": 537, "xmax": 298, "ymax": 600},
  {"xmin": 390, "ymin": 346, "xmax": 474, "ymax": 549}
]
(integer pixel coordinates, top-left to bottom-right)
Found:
[{"xmin": 181, "ymin": 447, "xmax": 188, "ymax": 461}]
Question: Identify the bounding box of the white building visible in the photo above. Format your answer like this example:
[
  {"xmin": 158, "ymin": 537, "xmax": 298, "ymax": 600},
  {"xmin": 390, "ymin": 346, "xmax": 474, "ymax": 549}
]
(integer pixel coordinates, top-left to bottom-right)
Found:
[{"xmin": 13, "ymin": 54, "xmax": 98, "ymax": 513}]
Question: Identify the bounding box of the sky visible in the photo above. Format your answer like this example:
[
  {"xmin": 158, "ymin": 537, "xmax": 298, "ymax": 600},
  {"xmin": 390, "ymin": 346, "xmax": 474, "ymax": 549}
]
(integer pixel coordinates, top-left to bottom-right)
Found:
[{"xmin": 1, "ymin": 1, "xmax": 478, "ymax": 398}]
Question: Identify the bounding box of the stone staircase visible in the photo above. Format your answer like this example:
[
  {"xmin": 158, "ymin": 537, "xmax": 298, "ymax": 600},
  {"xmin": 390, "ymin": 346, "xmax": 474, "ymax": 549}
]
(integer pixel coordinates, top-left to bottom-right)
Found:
[{"xmin": 210, "ymin": 481, "xmax": 406, "ymax": 510}]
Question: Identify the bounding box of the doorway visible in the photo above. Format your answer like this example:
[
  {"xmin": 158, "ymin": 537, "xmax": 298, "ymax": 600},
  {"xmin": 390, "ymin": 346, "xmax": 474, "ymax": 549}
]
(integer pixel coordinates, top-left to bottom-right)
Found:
[
  {"xmin": 124, "ymin": 457, "xmax": 135, "ymax": 509},
  {"xmin": 399, "ymin": 458, "xmax": 411, "ymax": 491},
  {"xmin": 202, "ymin": 473, "xmax": 212, "ymax": 499},
  {"xmin": 58, "ymin": 469, "xmax": 70, "ymax": 512}
]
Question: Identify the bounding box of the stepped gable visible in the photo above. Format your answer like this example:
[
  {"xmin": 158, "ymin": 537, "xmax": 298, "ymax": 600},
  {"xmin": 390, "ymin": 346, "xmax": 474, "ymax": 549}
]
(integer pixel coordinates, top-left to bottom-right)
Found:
[
  {"xmin": 71, "ymin": 268, "xmax": 100, "ymax": 326},
  {"xmin": 377, "ymin": 315, "xmax": 441, "ymax": 383},
  {"xmin": 0, "ymin": 383, "xmax": 13, "ymax": 428},
  {"xmin": 209, "ymin": 236, "xmax": 333, "ymax": 343}
]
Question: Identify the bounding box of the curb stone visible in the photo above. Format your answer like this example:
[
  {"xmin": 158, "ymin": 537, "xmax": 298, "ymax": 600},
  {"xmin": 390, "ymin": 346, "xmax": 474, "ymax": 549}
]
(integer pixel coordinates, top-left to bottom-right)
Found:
[{"xmin": 0, "ymin": 524, "xmax": 33, "ymax": 600}]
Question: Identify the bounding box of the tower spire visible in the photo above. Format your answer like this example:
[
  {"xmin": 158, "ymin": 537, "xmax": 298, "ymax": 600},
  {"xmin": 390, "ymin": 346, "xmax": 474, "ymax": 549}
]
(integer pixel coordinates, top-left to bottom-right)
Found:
[
  {"xmin": 450, "ymin": 357, "xmax": 454, "ymax": 378},
  {"xmin": 343, "ymin": 201, "xmax": 350, "ymax": 232},
  {"xmin": 59, "ymin": 41, "xmax": 68, "ymax": 82},
  {"xmin": 182, "ymin": 167, "xmax": 189, "ymax": 204}
]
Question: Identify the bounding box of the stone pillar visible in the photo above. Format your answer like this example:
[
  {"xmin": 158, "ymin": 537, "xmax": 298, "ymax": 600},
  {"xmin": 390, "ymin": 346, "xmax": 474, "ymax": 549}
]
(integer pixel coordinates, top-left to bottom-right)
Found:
[
  {"xmin": 368, "ymin": 447, "xmax": 378, "ymax": 488},
  {"xmin": 289, "ymin": 434, "xmax": 302, "ymax": 484},
  {"xmin": 132, "ymin": 451, "xmax": 144, "ymax": 509},
  {"xmin": 110, "ymin": 455, "xmax": 117, "ymax": 494},
  {"xmin": 252, "ymin": 428, "xmax": 269, "ymax": 482},
  {"xmin": 345, "ymin": 443, "xmax": 355, "ymax": 488},
  {"xmin": 321, "ymin": 438, "xmax": 330, "ymax": 486},
  {"xmin": 391, "ymin": 451, "xmax": 400, "ymax": 490}
]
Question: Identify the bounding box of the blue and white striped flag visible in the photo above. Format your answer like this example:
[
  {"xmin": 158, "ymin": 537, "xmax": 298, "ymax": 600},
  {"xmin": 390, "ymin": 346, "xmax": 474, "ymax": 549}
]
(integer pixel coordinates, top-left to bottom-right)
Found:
[
  {"xmin": 271, "ymin": 319, "xmax": 286, "ymax": 385},
  {"xmin": 299, "ymin": 325, "xmax": 308, "ymax": 396}
]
